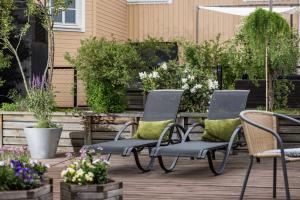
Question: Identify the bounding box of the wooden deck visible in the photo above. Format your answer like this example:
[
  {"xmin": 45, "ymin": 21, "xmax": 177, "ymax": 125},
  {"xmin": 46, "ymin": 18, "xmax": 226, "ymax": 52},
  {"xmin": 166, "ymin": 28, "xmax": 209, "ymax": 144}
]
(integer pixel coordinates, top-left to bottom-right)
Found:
[{"xmin": 45, "ymin": 152, "xmax": 300, "ymax": 200}]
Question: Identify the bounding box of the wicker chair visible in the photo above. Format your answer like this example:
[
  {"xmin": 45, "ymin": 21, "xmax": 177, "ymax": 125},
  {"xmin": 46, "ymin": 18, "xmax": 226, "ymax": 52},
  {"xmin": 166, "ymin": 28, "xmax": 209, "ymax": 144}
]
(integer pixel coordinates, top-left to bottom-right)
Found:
[{"xmin": 239, "ymin": 110, "xmax": 300, "ymax": 200}]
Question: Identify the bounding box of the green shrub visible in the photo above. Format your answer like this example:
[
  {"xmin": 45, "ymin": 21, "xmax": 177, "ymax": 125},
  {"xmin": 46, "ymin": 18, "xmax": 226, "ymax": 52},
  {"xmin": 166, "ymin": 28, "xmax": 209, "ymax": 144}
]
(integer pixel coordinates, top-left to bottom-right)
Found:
[
  {"xmin": 86, "ymin": 82, "xmax": 126, "ymax": 113},
  {"xmin": 274, "ymin": 80, "xmax": 294, "ymax": 109},
  {"xmin": 65, "ymin": 38, "xmax": 140, "ymax": 113},
  {"xmin": 131, "ymin": 37, "xmax": 178, "ymax": 73},
  {"xmin": 0, "ymin": 103, "xmax": 18, "ymax": 111},
  {"xmin": 0, "ymin": 90, "xmax": 27, "ymax": 111},
  {"xmin": 181, "ymin": 35, "xmax": 225, "ymax": 77}
]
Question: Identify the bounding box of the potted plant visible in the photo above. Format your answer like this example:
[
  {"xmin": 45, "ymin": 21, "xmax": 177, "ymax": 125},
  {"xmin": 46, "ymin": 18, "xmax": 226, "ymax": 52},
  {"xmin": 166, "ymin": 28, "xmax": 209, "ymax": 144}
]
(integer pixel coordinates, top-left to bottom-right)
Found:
[
  {"xmin": 24, "ymin": 76, "xmax": 62, "ymax": 159},
  {"xmin": 60, "ymin": 149, "xmax": 123, "ymax": 200},
  {"xmin": 0, "ymin": 146, "xmax": 52, "ymax": 199}
]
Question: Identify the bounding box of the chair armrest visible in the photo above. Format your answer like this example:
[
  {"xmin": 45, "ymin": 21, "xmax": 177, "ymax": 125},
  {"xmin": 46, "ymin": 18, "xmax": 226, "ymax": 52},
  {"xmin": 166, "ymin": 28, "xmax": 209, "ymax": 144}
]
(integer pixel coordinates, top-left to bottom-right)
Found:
[
  {"xmin": 155, "ymin": 123, "xmax": 186, "ymax": 148},
  {"xmin": 114, "ymin": 121, "xmax": 138, "ymax": 141},
  {"xmin": 228, "ymin": 125, "xmax": 243, "ymax": 146},
  {"xmin": 274, "ymin": 113, "xmax": 300, "ymax": 125},
  {"xmin": 183, "ymin": 123, "xmax": 205, "ymax": 142}
]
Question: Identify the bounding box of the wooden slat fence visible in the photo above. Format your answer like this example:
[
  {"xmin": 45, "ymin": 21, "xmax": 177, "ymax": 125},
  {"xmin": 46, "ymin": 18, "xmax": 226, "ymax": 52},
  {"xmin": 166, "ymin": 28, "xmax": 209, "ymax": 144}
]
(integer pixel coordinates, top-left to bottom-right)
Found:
[
  {"xmin": 235, "ymin": 79, "xmax": 300, "ymax": 108},
  {"xmin": 0, "ymin": 112, "xmax": 300, "ymax": 152}
]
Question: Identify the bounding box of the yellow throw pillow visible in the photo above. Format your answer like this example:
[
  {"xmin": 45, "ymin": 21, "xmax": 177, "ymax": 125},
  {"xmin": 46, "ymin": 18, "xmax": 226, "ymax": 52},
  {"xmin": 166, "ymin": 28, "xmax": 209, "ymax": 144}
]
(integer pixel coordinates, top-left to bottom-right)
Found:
[
  {"xmin": 201, "ymin": 118, "xmax": 240, "ymax": 142},
  {"xmin": 133, "ymin": 120, "xmax": 174, "ymax": 140}
]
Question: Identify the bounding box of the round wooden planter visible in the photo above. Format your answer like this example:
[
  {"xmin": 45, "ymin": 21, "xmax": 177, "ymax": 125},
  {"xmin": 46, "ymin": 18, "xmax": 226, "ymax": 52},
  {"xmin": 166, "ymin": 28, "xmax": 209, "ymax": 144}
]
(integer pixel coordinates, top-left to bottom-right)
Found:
[
  {"xmin": 0, "ymin": 178, "xmax": 53, "ymax": 200},
  {"xmin": 60, "ymin": 179, "xmax": 123, "ymax": 200}
]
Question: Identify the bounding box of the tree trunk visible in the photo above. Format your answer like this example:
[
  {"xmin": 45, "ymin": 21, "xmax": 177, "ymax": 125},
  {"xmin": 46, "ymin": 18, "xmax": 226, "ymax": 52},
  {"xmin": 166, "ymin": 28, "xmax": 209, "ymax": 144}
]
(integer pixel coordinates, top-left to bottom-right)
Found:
[
  {"xmin": 268, "ymin": 71, "xmax": 275, "ymax": 111},
  {"xmin": 42, "ymin": 22, "xmax": 55, "ymax": 86}
]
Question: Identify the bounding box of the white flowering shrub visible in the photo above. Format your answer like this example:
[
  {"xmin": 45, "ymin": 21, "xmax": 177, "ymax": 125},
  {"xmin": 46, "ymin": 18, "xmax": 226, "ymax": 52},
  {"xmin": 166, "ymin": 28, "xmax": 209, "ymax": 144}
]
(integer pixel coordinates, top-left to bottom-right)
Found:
[
  {"xmin": 61, "ymin": 149, "xmax": 108, "ymax": 185},
  {"xmin": 139, "ymin": 61, "xmax": 182, "ymax": 92},
  {"xmin": 140, "ymin": 62, "xmax": 218, "ymax": 112}
]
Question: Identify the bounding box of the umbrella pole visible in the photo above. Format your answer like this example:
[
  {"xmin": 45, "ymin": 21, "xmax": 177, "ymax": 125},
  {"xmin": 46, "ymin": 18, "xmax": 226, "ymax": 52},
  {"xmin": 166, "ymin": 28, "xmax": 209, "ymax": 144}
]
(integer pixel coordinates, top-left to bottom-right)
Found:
[
  {"xmin": 265, "ymin": 0, "xmax": 272, "ymax": 111},
  {"xmin": 265, "ymin": 45, "xmax": 269, "ymax": 111}
]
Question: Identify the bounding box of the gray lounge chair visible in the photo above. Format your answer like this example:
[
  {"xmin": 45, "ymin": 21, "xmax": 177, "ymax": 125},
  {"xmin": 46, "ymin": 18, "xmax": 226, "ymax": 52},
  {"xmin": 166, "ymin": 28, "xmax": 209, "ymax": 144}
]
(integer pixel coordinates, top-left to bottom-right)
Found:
[
  {"xmin": 151, "ymin": 90, "xmax": 250, "ymax": 175},
  {"xmin": 85, "ymin": 90, "xmax": 185, "ymax": 172}
]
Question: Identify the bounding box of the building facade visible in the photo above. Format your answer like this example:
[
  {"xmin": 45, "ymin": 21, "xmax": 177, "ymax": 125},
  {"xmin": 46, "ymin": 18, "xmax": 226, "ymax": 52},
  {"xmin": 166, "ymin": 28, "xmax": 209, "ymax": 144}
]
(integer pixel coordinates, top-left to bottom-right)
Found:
[{"xmin": 52, "ymin": 0, "xmax": 299, "ymax": 107}]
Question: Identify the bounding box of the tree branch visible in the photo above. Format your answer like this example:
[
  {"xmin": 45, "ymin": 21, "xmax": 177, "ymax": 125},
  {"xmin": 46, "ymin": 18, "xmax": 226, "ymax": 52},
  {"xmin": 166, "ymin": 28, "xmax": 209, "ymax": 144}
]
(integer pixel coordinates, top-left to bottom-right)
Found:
[{"xmin": 5, "ymin": 39, "xmax": 30, "ymax": 95}]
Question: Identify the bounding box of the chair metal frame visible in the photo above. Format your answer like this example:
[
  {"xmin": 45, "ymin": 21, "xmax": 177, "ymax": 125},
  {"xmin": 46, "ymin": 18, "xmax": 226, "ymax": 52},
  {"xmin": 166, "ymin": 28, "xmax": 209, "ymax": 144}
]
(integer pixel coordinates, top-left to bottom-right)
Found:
[
  {"xmin": 151, "ymin": 90, "xmax": 250, "ymax": 175},
  {"xmin": 152, "ymin": 124, "xmax": 243, "ymax": 175},
  {"xmin": 111, "ymin": 121, "xmax": 186, "ymax": 172}
]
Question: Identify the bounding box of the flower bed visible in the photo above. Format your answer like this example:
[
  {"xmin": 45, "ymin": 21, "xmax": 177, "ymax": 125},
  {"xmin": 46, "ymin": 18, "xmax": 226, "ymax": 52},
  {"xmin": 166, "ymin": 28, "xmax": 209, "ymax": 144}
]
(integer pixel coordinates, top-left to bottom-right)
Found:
[
  {"xmin": 60, "ymin": 149, "xmax": 123, "ymax": 200},
  {"xmin": 0, "ymin": 146, "xmax": 52, "ymax": 200}
]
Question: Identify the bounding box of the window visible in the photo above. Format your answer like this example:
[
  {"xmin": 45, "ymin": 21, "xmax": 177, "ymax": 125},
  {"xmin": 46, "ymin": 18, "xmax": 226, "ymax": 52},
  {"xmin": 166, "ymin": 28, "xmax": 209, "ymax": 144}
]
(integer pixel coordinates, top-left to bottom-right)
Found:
[
  {"xmin": 50, "ymin": 0, "xmax": 85, "ymax": 32},
  {"xmin": 127, "ymin": 0, "xmax": 172, "ymax": 4}
]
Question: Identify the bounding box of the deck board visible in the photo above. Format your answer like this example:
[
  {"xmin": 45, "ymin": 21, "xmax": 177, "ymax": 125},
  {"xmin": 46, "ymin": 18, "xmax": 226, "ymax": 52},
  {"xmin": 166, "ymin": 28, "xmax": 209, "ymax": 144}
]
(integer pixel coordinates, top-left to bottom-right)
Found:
[{"xmin": 44, "ymin": 153, "xmax": 300, "ymax": 200}]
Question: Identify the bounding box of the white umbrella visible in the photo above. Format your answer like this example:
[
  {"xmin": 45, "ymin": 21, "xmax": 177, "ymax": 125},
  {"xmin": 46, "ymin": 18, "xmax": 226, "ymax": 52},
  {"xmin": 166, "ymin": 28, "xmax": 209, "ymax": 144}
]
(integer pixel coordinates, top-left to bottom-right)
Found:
[{"xmin": 198, "ymin": 6, "xmax": 300, "ymax": 16}]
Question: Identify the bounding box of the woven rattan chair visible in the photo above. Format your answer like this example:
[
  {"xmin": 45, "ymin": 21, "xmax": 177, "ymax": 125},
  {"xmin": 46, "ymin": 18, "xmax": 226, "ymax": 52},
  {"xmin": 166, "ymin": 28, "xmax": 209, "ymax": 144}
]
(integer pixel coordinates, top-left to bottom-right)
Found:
[
  {"xmin": 239, "ymin": 110, "xmax": 300, "ymax": 200},
  {"xmin": 151, "ymin": 90, "xmax": 249, "ymax": 175},
  {"xmin": 84, "ymin": 90, "xmax": 185, "ymax": 172}
]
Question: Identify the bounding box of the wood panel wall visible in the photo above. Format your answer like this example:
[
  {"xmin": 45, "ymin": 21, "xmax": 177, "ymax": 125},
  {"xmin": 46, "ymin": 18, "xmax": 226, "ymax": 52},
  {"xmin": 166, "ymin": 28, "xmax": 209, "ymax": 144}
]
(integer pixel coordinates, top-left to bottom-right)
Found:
[
  {"xmin": 53, "ymin": 0, "xmax": 128, "ymax": 107},
  {"xmin": 96, "ymin": 0, "xmax": 128, "ymax": 41},
  {"xmin": 128, "ymin": 0, "xmax": 299, "ymax": 42}
]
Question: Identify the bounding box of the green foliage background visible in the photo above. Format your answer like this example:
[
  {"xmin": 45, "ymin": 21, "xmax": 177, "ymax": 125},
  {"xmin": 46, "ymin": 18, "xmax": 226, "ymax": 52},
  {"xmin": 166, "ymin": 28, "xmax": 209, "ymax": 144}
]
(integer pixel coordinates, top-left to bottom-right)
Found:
[
  {"xmin": 66, "ymin": 38, "xmax": 141, "ymax": 113},
  {"xmin": 0, "ymin": 50, "xmax": 11, "ymax": 87},
  {"xmin": 224, "ymin": 9, "xmax": 299, "ymax": 109},
  {"xmin": 225, "ymin": 9, "xmax": 299, "ymax": 81}
]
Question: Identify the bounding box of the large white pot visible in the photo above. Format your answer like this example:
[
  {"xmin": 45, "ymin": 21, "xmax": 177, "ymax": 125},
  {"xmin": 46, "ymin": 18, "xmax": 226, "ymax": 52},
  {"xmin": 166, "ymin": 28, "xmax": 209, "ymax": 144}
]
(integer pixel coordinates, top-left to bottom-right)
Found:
[{"xmin": 24, "ymin": 127, "xmax": 62, "ymax": 159}]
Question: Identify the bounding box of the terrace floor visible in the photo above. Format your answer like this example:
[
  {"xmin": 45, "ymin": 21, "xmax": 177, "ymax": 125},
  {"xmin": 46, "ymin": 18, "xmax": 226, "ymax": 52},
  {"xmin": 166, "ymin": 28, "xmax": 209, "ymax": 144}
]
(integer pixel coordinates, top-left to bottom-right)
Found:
[{"xmin": 45, "ymin": 152, "xmax": 300, "ymax": 200}]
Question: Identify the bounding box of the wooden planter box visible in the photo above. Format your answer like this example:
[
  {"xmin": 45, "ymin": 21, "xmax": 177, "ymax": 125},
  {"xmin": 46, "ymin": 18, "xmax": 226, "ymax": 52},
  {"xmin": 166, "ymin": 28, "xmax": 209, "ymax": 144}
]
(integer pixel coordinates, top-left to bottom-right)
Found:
[
  {"xmin": 60, "ymin": 180, "xmax": 123, "ymax": 200},
  {"xmin": 0, "ymin": 178, "xmax": 53, "ymax": 200}
]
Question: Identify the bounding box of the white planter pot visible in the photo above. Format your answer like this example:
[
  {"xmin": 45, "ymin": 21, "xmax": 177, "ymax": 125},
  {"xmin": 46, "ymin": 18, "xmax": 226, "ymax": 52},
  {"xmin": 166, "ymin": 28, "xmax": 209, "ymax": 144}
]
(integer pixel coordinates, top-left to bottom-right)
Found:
[{"xmin": 24, "ymin": 127, "xmax": 62, "ymax": 159}]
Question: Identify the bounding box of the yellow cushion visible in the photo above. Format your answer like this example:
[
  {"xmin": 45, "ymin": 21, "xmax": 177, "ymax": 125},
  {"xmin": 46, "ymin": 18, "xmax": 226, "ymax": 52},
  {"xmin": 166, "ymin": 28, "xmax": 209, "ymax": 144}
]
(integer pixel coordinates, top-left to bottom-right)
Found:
[
  {"xmin": 133, "ymin": 120, "xmax": 174, "ymax": 140},
  {"xmin": 201, "ymin": 118, "xmax": 240, "ymax": 142}
]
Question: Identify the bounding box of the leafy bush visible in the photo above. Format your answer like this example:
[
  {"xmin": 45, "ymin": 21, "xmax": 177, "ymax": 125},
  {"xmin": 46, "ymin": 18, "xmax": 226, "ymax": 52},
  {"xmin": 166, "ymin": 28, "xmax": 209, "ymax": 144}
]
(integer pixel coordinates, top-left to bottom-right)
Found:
[
  {"xmin": 132, "ymin": 37, "xmax": 178, "ymax": 73},
  {"xmin": 0, "ymin": 146, "xmax": 49, "ymax": 191},
  {"xmin": 0, "ymin": 103, "xmax": 18, "ymax": 111},
  {"xmin": 61, "ymin": 149, "xmax": 108, "ymax": 185},
  {"xmin": 66, "ymin": 38, "xmax": 140, "ymax": 113},
  {"xmin": 0, "ymin": 90, "xmax": 27, "ymax": 111},
  {"xmin": 274, "ymin": 80, "xmax": 294, "ymax": 110},
  {"xmin": 86, "ymin": 82, "xmax": 126, "ymax": 113},
  {"xmin": 139, "ymin": 62, "xmax": 218, "ymax": 112},
  {"xmin": 181, "ymin": 35, "xmax": 226, "ymax": 76}
]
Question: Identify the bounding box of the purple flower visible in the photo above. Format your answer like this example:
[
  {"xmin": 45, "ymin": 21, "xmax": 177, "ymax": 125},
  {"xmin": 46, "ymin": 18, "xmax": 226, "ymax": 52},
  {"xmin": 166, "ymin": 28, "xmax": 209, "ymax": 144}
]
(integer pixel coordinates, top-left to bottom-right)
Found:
[
  {"xmin": 30, "ymin": 75, "xmax": 49, "ymax": 90},
  {"xmin": 65, "ymin": 152, "xmax": 73, "ymax": 159}
]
